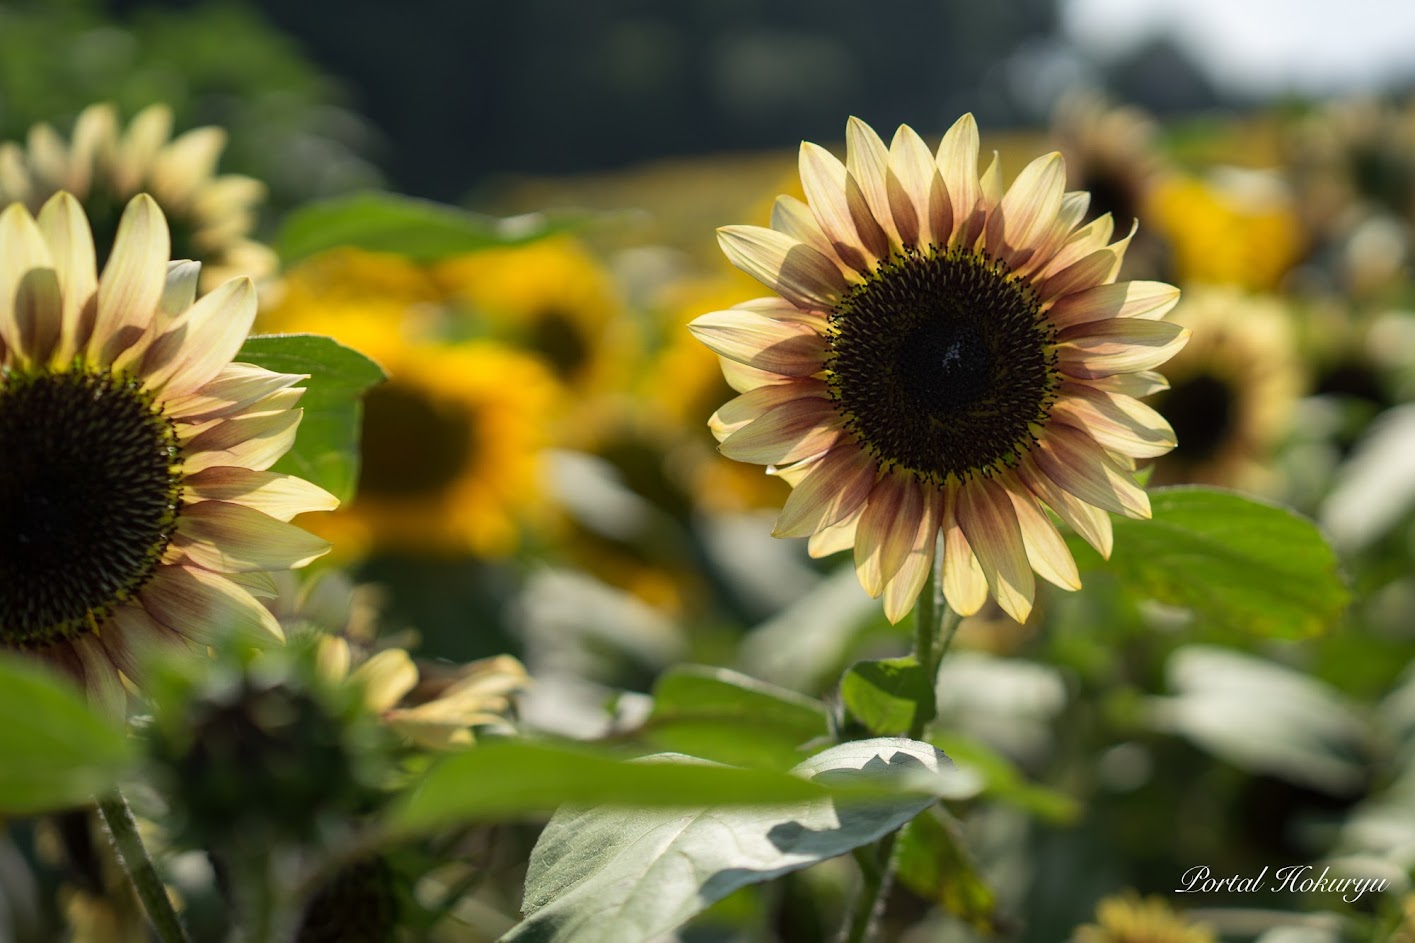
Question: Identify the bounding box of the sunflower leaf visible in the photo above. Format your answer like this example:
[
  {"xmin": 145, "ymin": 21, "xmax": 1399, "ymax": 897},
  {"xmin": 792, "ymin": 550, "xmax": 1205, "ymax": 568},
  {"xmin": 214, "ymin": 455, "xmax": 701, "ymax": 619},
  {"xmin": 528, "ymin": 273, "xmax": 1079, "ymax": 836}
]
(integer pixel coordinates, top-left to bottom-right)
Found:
[
  {"xmin": 275, "ymin": 191, "xmax": 579, "ymax": 265},
  {"xmin": 841, "ymin": 656, "xmax": 935, "ymax": 735},
  {"xmin": 0, "ymin": 657, "xmax": 136, "ymax": 813},
  {"xmin": 1068, "ymin": 487, "xmax": 1350, "ymax": 638},
  {"xmin": 501, "ymin": 739, "xmax": 951, "ymax": 943},
  {"xmin": 237, "ymin": 333, "xmax": 386, "ymax": 503},
  {"xmin": 895, "ymin": 808, "xmax": 1008, "ymax": 934},
  {"xmin": 641, "ymin": 665, "xmax": 832, "ymax": 768}
]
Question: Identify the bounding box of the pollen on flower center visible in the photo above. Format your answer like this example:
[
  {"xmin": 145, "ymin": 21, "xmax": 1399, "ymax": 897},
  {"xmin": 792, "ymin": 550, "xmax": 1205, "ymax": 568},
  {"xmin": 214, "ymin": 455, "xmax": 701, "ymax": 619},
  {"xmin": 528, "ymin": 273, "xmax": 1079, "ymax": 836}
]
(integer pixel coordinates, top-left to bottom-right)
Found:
[
  {"xmin": 826, "ymin": 248, "xmax": 1059, "ymax": 483},
  {"xmin": 0, "ymin": 368, "xmax": 183, "ymax": 647}
]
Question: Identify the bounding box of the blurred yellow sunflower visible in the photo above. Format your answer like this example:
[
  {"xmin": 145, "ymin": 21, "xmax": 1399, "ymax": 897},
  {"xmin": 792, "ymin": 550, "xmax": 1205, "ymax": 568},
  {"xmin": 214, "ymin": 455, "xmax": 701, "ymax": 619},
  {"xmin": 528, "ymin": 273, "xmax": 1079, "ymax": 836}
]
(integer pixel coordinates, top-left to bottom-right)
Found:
[
  {"xmin": 0, "ymin": 102, "xmax": 276, "ymax": 290},
  {"xmin": 0, "ymin": 193, "xmax": 336, "ymax": 711},
  {"xmin": 1073, "ymin": 892, "xmax": 1216, "ymax": 943},
  {"xmin": 1148, "ymin": 286, "xmax": 1304, "ymax": 491},
  {"xmin": 434, "ymin": 235, "xmax": 635, "ymax": 438},
  {"xmin": 1146, "ymin": 169, "xmax": 1303, "ymax": 291},
  {"xmin": 693, "ymin": 115, "xmax": 1187, "ymax": 623}
]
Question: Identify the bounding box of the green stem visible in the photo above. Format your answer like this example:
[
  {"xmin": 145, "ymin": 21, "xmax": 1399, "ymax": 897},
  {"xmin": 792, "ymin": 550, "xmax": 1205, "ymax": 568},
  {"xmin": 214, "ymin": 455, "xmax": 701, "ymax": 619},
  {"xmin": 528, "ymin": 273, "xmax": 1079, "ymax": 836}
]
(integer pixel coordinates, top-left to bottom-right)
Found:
[
  {"xmin": 842, "ymin": 557, "xmax": 961, "ymax": 943},
  {"xmin": 96, "ymin": 792, "xmax": 191, "ymax": 943}
]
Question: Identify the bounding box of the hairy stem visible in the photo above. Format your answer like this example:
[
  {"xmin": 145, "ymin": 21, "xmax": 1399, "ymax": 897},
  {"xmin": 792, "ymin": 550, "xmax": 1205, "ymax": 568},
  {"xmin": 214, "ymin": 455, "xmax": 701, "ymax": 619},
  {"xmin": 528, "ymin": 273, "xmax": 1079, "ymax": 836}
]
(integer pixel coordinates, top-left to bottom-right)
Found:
[{"xmin": 96, "ymin": 791, "xmax": 191, "ymax": 943}]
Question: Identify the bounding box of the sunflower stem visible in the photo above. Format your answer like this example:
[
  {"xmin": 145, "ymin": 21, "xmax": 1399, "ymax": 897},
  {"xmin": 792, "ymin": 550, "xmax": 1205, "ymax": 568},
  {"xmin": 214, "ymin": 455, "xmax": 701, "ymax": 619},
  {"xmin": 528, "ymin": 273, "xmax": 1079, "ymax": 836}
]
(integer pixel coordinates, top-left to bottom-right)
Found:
[
  {"xmin": 96, "ymin": 791, "xmax": 191, "ymax": 943},
  {"xmin": 841, "ymin": 557, "xmax": 961, "ymax": 943}
]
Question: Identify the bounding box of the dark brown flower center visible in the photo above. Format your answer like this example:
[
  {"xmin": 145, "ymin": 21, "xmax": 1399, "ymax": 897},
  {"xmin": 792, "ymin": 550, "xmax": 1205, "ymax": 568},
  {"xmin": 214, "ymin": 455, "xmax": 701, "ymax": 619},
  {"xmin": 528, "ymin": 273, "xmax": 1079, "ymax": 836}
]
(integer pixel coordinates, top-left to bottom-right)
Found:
[
  {"xmin": 0, "ymin": 368, "xmax": 182, "ymax": 647},
  {"xmin": 357, "ymin": 383, "xmax": 474, "ymax": 499},
  {"xmin": 826, "ymin": 248, "xmax": 1058, "ymax": 483}
]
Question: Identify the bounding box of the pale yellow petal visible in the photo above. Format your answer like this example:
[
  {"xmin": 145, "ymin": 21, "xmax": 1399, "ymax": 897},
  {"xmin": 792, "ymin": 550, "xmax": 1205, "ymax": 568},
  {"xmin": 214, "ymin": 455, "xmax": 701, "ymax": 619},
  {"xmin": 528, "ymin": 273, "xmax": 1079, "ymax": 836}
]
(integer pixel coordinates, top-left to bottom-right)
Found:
[
  {"xmin": 716, "ymin": 224, "xmax": 849, "ymax": 310},
  {"xmin": 139, "ymin": 563, "xmax": 284, "ymax": 645}
]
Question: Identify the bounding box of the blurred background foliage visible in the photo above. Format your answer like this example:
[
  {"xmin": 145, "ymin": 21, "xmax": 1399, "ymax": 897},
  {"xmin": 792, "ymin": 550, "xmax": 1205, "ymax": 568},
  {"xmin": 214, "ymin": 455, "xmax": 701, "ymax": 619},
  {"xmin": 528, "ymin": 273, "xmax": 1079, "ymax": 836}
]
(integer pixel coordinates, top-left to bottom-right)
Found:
[{"xmin": 5, "ymin": 0, "xmax": 1415, "ymax": 940}]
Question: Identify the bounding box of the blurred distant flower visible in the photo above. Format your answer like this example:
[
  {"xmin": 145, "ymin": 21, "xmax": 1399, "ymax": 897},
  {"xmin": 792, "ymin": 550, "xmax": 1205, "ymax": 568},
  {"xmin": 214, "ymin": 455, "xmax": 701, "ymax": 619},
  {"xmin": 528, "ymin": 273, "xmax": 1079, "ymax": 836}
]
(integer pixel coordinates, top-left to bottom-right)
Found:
[
  {"xmin": 693, "ymin": 116, "xmax": 1186, "ymax": 623},
  {"xmin": 0, "ymin": 194, "xmax": 334, "ymax": 711},
  {"xmin": 1149, "ymin": 286, "xmax": 1303, "ymax": 491},
  {"xmin": 1051, "ymin": 93, "xmax": 1174, "ymax": 280},
  {"xmin": 0, "ymin": 102, "xmax": 277, "ymax": 289},
  {"xmin": 1072, "ymin": 892, "xmax": 1216, "ymax": 943},
  {"xmin": 1146, "ymin": 169, "xmax": 1303, "ymax": 290},
  {"xmin": 435, "ymin": 236, "xmax": 637, "ymax": 442},
  {"xmin": 264, "ymin": 248, "xmax": 560, "ymax": 559}
]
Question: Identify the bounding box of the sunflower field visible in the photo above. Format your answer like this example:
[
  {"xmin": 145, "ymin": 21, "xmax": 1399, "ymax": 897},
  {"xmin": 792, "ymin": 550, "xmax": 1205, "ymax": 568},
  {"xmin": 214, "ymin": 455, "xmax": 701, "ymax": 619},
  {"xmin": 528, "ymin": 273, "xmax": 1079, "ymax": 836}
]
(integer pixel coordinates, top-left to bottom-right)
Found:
[{"xmin": 3, "ymin": 3, "xmax": 1415, "ymax": 942}]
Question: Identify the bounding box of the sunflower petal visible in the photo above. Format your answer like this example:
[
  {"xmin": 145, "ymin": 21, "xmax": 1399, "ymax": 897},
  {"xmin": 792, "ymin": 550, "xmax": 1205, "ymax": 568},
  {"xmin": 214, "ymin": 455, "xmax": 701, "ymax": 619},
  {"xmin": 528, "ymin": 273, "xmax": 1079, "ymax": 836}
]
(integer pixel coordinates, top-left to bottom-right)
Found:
[
  {"xmin": 93, "ymin": 194, "xmax": 170, "ymax": 367},
  {"xmin": 35, "ymin": 192, "xmax": 98, "ymax": 364},
  {"xmin": 936, "ymin": 113, "xmax": 981, "ymax": 247},
  {"xmin": 689, "ymin": 307, "xmax": 827, "ymax": 376},
  {"xmin": 1055, "ymin": 318, "xmax": 1190, "ymax": 378},
  {"xmin": 716, "ymin": 225, "xmax": 848, "ymax": 310},
  {"xmin": 882, "ymin": 486, "xmax": 942, "ymax": 624},
  {"xmin": 998, "ymin": 470, "xmax": 1081, "ymax": 590},
  {"xmin": 1046, "ymin": 280, "xmax": 1181, "ymax": 331},
  {"xmin": 719, "ymin": 397, "xmax": 841, "ymax": 464},
  {"xmin": 1032, "ymin": 424, "xmax": 1150, "ymax": 519},
  {"xmin": 846, "ymin": 117, "xmax": 901, "ymax": 249},
  {"xmin": 853, "ymin": 475, "xmax": 912, "ymax": 597},
  {"xmin": 184, "ymin": 467, "xmax": 339, "ymax": 520},
  {"xmin": 940, "ymin": 483, "xmax": 988, "ymax": 616},
  {"xmin": 956, "ymin": 476, "xmax": 1035, "ymax": 623},
  {"xmin": 140, "ymin": 564, "xmax": 285, "ymax": 645},
  {"xmin": 711, "ymin": 379, "xmax": 829, "ymax": 442},
  {"xmin": 888, "ymin": 124, "xmax": 949, "ymax": 248},
  {"xmin": 182, "ymin": 407, "xmax": 303, "ymax": 474},
  {"xmin": 175, "ymin": 501, "xmax": 330, "ymax": 572},
  {"xmin": 1052, "ymin": 383, "xmax": 1177, "ymax": 459},
  {"xmin": 986, "ymin": 151, "xmax": 1066, "ymax": 269}
]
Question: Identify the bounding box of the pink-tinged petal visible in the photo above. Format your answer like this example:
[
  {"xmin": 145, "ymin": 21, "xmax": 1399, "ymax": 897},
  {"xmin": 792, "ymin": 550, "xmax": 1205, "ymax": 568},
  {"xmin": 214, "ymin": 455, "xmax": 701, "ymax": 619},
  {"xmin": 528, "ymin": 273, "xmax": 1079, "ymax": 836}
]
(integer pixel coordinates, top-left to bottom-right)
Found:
[
  {"xmin": 1015, "ymin": 190, "xmax": 1090, "ymax": 278},
  {"xmin": 1052, "ymin": 384, "xmax": 1176, "ymax": 459},
  {"xmin": 1017, "ymin": 454, "xmax": 1114, "ymax": 558},
  {"xmin": 984, "ymin": 152, "xmax": 1066, "ymax": 269},
  {"xmin": 940, "ymin": 483, "xmax": 988, "ymax": 616},
  {"xmin": 1074, "ymin": 370, "xmax": 1170, "ymax": 398},
  {"xmin": 73, "ymin": 636, "xmax": 126, "ymax": 718},
  {"xmin": 710, "ymin": 378, "xmax": 828, "ymax": 442},
  {"xmin": 716, "ymin": 225, "xmax": 850, "ymax": 309},
  {"xmin": 956, "ymin": 476, "xmax": 1036, "ymax": 623},
  {"xmin": 1039, "ymin": 224, "xmax": 1135, "ymax": 298},
  {"xmin": 35, "ymin": 192, "xmax": 98, "ymax": 364},
  {"xmin": 882, "ymin": 485, "xmax": 943, "ymax": 624},
  {"xmin": 1031, "ymin": 423, "xmax": 1150, "ymax": 519},
  {"xmin": 104, "ymin": 604, "xmax": 192, "ymax": 685},
  {"xmin": 0, "ymin": 202, "xmax": 53, "ymax": 363},
  {"xmin": 808, "ymin": 508, "xmax": 861, "ymax": 558},
  {"xmin": 846, "ymin": 117, "xmax": 901, "ymax": 249},
  {"xmin": 888, "ymin": 124, "xmax": 950, "ymax": 248},
  {"xmin": 182, "ymin": 407, "xmax": 303, "ymax": 473},
  {"xmin": 719, "ymin": 396, "xmax": 841, "ymax": 464},
  {"xmin": 1055, "ymin": 318, "xmax": 1189, "ymax": 378},
  {"xmin": 184, "ymin": 467, "xmax": 339, "ymax": 520},
  {"xmin": 718, "ymin": 356, "xmax": 793, "ymax": 394},
  {"xmin": 771, "ymin": 195, "xmax": 852, "ymax": 277},
  {"xmin": 853, "ymin": 474, "xmax": 912, "ymax": 597},
  {"xmin": 1045, "ymin": 280, "xmax": 1181, "ymax": 331},
  {"xmin": 92, "ymin": 194, "xmax": 170, "ymax": 367},
  {"xmin": 689, "ymin": 308, "xmax": 828, "ymax": 377},
  {"xmin": 799, "ymin": 141, "xmax": 889, "ymax": 269},
  {"xmin": 174, "ymin": 501, "xmax": 330, "ymax": 572},
  {"xmin": 936, "ymin": 113, "xmax": 982, "ymax": 245},
  {"xmin": 733, "ymin": 296, "xmax": 829, "ymax": 326},
  {"xmin": 163, "ymin": 363, "xmax": 307, "ymax": 421},
  {"xmin": 998, "ymin": 470, "xmax": 1081, "ymax": 590},
  {"xmin": 142, "ymin": 277, "xmax": 257, "ymax": 394},
  {"xmin": 139, "ymin": 563, "xmax": 284, "ymax": 646},
  {"xmin": 1035, "ymin": 214, "xmax": 1115, "ymax": 284}
]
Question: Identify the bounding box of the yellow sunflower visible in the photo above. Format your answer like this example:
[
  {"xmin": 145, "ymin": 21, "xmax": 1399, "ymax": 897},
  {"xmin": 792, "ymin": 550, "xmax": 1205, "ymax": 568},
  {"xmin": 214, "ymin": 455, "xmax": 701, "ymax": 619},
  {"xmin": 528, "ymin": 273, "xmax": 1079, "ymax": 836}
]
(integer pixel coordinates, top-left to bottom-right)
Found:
[
  {"xmin": 0, "ymin": 193, "xmax": 336, "ymax": 711},
  {"xmin": 691, "ymin": 116, "xmax": 1187, "ymax": 624},
  {"xmin": 1148, "ymin": 286, "xmax": 1304, "ymax": 491},
  {"xmin": 433, "ymin": 235, "xmax": 635, "ymax": 438},
  {"xmin": 0, "ymin": 102, "xmax": 276, "ymax": 290},
  {"xmin": 1073, "ymin": 892, "xmax": 1216, "ymax": 943}
]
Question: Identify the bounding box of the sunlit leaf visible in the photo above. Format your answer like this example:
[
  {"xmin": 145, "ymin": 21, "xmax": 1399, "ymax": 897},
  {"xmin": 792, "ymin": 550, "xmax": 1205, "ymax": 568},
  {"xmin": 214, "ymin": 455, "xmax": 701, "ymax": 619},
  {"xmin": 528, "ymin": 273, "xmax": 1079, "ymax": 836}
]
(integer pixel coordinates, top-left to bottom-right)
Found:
[
  {"xmin": 0, "ymin": 657, "xmax": 136, "ymax": 813},
  {"xmin": 841, "ymin": 656, "xmax": 935, "ymax": 735},
  {"xmin": 1069, "ymin": 487, "xmax": 1349, "ymax": 638},
  {"xmin": 237, "ymin": 333, "xmax": 386, "ymax": 503},
  {"xmin": 276, "ymin": 191, "xmax": 576, "ymax": 265},
  {"xmin": 503, "ymin": 739, "xmax": 952, "ymax": 943},
  {"xmin": 642, "ymin": 665, "xmax": 831, "ymax": 769}
]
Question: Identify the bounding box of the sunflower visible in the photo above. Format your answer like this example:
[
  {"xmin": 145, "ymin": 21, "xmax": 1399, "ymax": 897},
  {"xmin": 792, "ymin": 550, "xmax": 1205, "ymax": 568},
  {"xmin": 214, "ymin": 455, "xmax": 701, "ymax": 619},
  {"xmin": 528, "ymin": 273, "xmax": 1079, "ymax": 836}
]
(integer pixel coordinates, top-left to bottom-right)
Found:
[
  {"xmin": 0, "ymin": 102, "xmax": 276, "ymax": 290},
  {"xmin": 0, "ymin": 193, "xmax": 336, "ymax": 711},
  {"xmin": 1072, "ymin": 892, "xmax": 1216, "ymax": 943},
  {"xmin": 1147, "ymin": 286, "xmax": 1303, "ymax": 491},
  {"xmin": 691, "ymin": 116, "xmax": 1187, "ymax": 623}
]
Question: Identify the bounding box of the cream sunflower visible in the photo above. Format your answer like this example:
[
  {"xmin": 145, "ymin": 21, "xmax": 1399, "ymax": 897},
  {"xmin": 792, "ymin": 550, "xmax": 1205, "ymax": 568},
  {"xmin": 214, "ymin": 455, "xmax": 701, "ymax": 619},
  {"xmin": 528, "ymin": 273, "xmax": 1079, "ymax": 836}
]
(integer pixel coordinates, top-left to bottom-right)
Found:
[
  {"xmin": 0, "ymin": 102, "xmax": 276, "ymax": 290},
  {"xmin": 0, "ymin": 192, "xmax": 336, "ymax": 712},
  {"xmin": 691, "ymin": 116, "xmax": 1188, "ymax": 624},
  {"xmin": 1072, "ymin": 891, "xmax": 1216, "ymax": 943}
]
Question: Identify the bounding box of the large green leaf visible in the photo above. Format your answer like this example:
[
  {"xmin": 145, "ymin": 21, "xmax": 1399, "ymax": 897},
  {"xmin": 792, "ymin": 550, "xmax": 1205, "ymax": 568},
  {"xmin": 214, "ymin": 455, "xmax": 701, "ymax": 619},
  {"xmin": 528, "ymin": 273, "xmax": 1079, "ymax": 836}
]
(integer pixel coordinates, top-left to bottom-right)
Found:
[
  {"xmin": 641, "ymin": 665, "xmax": 831, "ymax": 768},
  {"xmin": 895, "ymin": 809, "xmax": 1006, "ymax": 934},
  {"xmin": 0, "ymin": 657, "xmax": 136, "ymax": 813},
  {"xmin": 276, "ymin": 191, "xmax": 571, "ymax": 265},
  {"xmin": 841, "ymin": 656, "xmax": 935, "ymax": 736},
  {"xmin": 1069, "ymin": 487, "xmax": 1349, "ymax": 638},
  {"xmin": 503, "ymin": 739, "xmax": 952, "ymax": 943},
  {"xmin": 394, "ymin": 739, "xmax": 856, "ymax": 833},
  {"xmin": 236, "ymin": 333, "xmax": 386, "ymax": 503}
]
